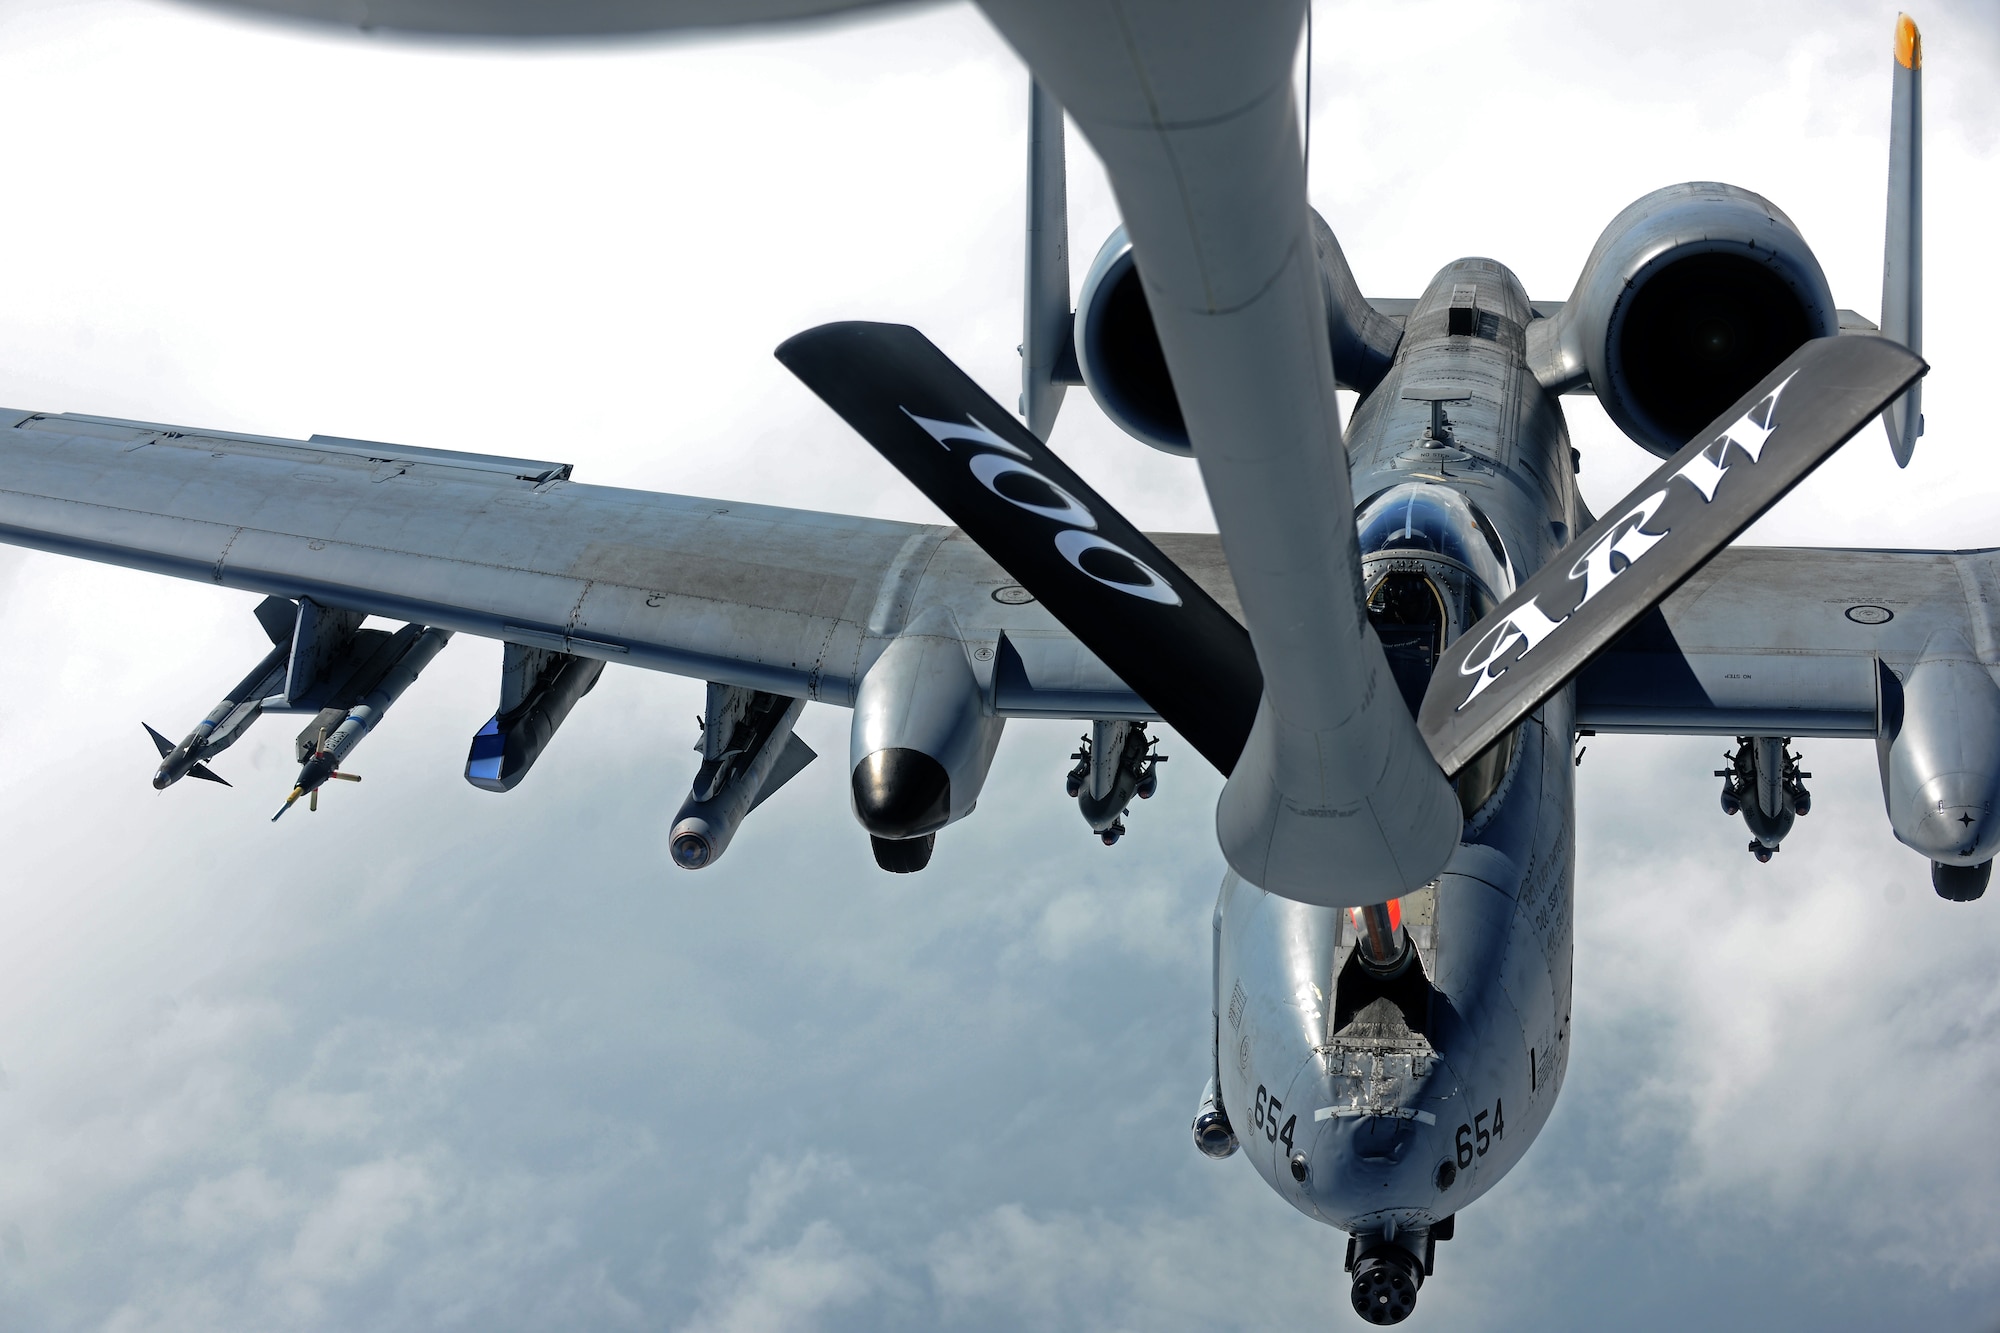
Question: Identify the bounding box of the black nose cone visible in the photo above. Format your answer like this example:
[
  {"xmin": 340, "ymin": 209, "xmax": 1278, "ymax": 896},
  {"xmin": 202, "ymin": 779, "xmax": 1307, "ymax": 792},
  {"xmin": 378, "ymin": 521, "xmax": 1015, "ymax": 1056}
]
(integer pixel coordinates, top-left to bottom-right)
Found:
[{"xmin": 851, "ymin": 748, "xmax": 951, "ymax": 839}]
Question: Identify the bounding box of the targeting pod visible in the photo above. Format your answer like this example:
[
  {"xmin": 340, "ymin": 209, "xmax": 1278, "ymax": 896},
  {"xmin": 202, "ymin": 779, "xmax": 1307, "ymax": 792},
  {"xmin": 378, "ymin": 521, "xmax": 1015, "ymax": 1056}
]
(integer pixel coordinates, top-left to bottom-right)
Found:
[
  {"xmin": 465, "ymin": 643, "xmax": 607, "ymax": 792},
  {"xmin": 1191, "ymin": 1075, "xmax": 1238, "ymax": 1160},
  {"xmin": 669, "ymin": 684, "xmax": 815, "ymax": 870}
]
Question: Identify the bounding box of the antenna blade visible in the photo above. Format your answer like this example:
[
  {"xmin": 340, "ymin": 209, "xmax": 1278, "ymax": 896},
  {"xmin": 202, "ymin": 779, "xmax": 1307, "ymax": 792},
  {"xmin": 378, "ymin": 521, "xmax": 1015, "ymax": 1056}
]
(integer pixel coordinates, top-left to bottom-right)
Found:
[
  {"xmin": 1881, "ymin": 13, "xmax": 1923, "ymax": 466},
  {"xmin": 1021, "ymin": 79, "xmax": 1071, "ymax": 441}
]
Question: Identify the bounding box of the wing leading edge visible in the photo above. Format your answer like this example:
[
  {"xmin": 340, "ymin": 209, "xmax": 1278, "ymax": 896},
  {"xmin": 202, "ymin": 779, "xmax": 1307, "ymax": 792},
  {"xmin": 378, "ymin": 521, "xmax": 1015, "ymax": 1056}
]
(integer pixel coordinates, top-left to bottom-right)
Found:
[{"xmin": 0, "ymin": 407, "xmax": 1188, "ymax": 721}]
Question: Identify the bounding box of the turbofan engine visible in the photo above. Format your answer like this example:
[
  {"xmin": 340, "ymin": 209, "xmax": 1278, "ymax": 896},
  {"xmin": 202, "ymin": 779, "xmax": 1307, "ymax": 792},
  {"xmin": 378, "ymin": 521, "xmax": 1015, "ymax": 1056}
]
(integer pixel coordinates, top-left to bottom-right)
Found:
[
  {"xmin": 1531, "ymin": 182, "xmax": 1839, "ymax": 456},
  {"xmin": 1072, "ymin": 213, "xmax": 1402, "ymax": 456}
]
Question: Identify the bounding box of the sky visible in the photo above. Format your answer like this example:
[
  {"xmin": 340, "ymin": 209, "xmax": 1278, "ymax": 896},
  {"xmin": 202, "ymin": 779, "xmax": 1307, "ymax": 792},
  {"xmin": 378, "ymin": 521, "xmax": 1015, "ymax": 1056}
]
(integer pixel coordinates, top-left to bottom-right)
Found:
[{"xmin": 0, "ymin": 1, "xmax": 1997, "ymax": 1329}]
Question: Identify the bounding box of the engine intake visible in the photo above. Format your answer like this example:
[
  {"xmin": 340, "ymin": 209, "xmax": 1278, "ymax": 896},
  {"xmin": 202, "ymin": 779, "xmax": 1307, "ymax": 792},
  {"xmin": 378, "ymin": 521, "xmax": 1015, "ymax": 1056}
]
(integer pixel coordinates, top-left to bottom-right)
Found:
[
  {"xmin": 1536, "ymin": 183, "xmax": 1838, "ymax": 457},
  {"xmin": 1073, "ymin": 215, "xmax": 1402, "ymax": 456}
]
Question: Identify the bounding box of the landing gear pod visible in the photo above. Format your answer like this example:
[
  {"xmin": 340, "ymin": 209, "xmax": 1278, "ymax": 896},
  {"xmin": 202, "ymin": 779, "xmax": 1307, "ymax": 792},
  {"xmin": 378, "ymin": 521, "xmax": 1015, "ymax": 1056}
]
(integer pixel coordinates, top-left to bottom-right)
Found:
[
  {"xmin": 1877, "ymin": 642, "xmax": 2000, "ymax": 870},
  {"xmin": 669, "ymin": 684, "xmax": 815, "ymax": 870},
  {"xmin": 849, "ymin": 608, "xmax": 1004, "ymax": 872},
  {"xmin": 465, "ymin": 643, "xmax": 607, "ymax": 793},
  {"xmin": 1933, "ymin": 860, "xmax": 1990, "ymax": 902}
]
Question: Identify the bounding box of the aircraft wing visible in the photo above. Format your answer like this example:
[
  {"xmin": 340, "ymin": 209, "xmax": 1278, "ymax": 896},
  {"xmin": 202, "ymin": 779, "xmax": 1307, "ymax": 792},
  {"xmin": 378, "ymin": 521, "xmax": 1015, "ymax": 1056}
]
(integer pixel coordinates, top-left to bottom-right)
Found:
[
  {"xmin": 0, "ymin": 407, "xmax": 1186, "ymax": 723},
  {"xmin": 1575, "ymin": 545, "xmax": 1995, "ymax": 738},
  {"xmin": 7, "ymin": 404, "xmax": 1964, "ymax": 750}
]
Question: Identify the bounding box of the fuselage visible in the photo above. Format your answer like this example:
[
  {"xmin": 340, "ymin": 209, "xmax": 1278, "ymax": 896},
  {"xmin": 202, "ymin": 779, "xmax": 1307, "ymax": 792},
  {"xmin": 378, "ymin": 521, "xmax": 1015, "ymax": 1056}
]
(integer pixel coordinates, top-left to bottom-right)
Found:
[{"xmin": 1215, "ymin": 259, "xmax": 1579, "ymax": 1239}]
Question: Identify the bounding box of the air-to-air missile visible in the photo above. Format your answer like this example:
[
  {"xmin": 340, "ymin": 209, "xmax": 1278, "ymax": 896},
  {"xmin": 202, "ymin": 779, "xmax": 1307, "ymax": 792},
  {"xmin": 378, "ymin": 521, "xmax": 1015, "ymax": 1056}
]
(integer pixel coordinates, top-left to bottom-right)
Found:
[
  {"xmin": 272, "ymin": 625, "xmax": 453, "ymax": 820},
  {"xmin": 668, "ymin": 683, "xmax": 816, "ymax": 869},
  {"xmin": 144, "ymin": 595, "xmax": 298, "ymax": 789}
]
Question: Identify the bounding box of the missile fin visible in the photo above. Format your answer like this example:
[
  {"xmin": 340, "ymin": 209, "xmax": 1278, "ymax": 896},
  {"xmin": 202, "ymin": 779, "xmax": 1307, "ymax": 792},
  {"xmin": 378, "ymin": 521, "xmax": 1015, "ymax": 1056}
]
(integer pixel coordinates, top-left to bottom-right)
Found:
[
  {"xmin": 749, "ymin": 733, "xmax": 817, "ymax": 813},
  {"xmin": 185, "ymin": 763, "xmax": 231, "ymax": 786},
  {"xmin": 142, "ymin": 722, "xmax": 175, "ymax": 759}
]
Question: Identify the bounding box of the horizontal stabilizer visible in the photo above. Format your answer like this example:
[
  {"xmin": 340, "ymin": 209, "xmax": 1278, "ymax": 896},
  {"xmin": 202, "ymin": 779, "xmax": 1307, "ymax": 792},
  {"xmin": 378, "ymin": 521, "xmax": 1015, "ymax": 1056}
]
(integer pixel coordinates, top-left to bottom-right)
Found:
[
  {"xmin": 142, "ymin": 721, "xmax": 174, "ymax": 759},
  {"xmin": 775, "ymin": 321, "xmax": 1263, "ymax": 773},
  {"xmin": 185, "ymin": 762, "xmax": 230, "ymax": 786},
  {"xmin": 1419, "ymin": 334, "xmax": 1926, "ymax": 775},
  {"xmin": 748, "ymin": 733, "xmax": 817, "ymax": 813}
]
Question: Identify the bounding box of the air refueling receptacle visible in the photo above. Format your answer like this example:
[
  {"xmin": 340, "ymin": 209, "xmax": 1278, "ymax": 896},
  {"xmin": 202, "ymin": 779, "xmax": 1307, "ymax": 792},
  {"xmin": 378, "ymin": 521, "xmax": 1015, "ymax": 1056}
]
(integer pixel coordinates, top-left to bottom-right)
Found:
[
  {"xmin": 1716, "ymin": 735, "xmax": 1811, "ymax": 862},
  {"xmin": 1064, "ymin": 719, "xmax": 1164, "ymax": 845}
]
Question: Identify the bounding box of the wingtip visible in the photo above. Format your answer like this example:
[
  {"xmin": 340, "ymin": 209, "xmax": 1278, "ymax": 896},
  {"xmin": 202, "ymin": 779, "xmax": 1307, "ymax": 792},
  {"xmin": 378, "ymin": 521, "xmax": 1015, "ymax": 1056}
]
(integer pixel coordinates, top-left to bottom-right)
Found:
[{"xmin": 1896, "ymin": 13, "xmax": 1921, "ymax": 70}]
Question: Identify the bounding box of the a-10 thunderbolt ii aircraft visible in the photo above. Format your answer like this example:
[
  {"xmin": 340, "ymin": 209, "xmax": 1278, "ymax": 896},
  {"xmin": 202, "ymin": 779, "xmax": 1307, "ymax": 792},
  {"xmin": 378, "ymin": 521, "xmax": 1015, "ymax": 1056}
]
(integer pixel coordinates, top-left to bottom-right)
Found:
[{"xmin": 0, "ymin": 0, "xmax": 1958, "ymax": 1321}]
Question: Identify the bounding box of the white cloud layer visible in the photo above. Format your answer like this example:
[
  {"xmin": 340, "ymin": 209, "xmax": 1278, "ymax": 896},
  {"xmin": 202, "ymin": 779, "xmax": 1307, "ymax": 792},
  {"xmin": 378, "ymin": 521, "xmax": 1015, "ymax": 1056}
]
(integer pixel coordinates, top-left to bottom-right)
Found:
[{"xmin": 0, "ymin": 1, "xmax": 1995, "ymax": 1329}]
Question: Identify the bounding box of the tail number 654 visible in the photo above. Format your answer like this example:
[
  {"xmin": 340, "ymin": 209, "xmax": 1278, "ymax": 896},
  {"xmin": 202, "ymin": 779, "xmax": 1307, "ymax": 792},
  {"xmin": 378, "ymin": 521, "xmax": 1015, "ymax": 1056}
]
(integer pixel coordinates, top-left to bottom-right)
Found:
[{"xmin": 1453, "ymin": 1100, "xmax": 1505, "ymax": 1169}]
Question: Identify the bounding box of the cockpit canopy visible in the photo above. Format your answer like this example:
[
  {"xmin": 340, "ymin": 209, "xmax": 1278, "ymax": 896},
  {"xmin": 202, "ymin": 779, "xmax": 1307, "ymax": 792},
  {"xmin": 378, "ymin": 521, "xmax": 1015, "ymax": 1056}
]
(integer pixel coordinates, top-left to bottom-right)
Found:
[
  {"xmin": 1354, "ymin": 483, "xmax": 1519, "ymax": 818},
  {"xmin": 1355, "ymin": 483, "xmax": 1513, "ymax": 601}
]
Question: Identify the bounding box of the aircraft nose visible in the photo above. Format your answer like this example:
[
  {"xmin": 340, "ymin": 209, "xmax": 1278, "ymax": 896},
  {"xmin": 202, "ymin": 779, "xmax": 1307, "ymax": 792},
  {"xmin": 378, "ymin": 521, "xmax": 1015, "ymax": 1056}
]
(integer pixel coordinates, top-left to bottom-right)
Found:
[
  {"xmin": 1308, "ymin": 1111, "xmax": 1436, "ymax": 1209},
  {"xmin": 1907, "ymin": 772, "xmax": 2000, "ymax": 862}
]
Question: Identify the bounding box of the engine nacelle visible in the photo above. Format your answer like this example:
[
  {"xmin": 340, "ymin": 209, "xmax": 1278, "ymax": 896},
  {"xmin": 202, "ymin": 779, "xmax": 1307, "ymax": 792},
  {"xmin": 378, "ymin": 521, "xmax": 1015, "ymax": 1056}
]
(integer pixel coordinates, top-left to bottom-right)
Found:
[
  {"xmin": 1073, "ymin": 213, "xmax": 1402, "ymax": 456},
  {"xmin": 1532, "ymin": 182, "xmax": 1838, "ymax": 457},
  {"xmin": 1877, "ymin": 642, "xmax": 2000, "ymax": 874},
  {"xmin": 849, "ymin": 608, "xmax": 1005, "ymax": 870}
]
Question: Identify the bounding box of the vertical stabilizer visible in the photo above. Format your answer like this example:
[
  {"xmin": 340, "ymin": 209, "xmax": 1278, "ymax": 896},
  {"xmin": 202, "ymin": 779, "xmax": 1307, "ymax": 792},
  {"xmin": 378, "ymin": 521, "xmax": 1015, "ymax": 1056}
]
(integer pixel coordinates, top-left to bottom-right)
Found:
[
  {"xmin": 1020, "ymin": 79, "xmax": 1070, "ymax": 441},
  {"xmin": 1881, "ymin": 13, "xmax": 1923, "ymax": 466}
]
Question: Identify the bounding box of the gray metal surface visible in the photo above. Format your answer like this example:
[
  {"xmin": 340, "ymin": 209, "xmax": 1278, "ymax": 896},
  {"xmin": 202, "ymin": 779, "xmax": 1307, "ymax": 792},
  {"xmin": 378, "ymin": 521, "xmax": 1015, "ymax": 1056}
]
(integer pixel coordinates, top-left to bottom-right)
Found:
[
  {"xmin": 978, "ymin": 0, "xmax": 1461, "ymax": 908},
  {"xmin": 0, "ymin": 408, "xmax": 1154, "ymax": 718},
  {"xmin": 1577, "ymin": 544, "xmax": 2000, "ymax": 737},
  {"xmin": 1881, "ymin": 15, "xmax": 1924, "ymax": 466},
  {"xmin": 183, "ymin": 0, "xmax": 916, "ymax": 35},
  {"xmin": 1020, "ymin": 79, "xmax": 1071, "ymax": 442},
  {"xmin": 1878, "ymin": 631, "xmax": 2000, "ymax": 866},
  {"xmin": 1420, "ymin": 335, "xmax": 1925, "ymax": 776}
]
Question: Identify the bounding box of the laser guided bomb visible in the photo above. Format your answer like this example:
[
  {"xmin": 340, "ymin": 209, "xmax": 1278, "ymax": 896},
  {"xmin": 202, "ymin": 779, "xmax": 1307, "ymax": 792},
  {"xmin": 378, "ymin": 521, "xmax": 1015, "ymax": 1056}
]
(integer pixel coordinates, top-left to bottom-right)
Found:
[
  {"xmin": 1064, "ymin": 718, "xmax": 1163, "ymax": 845},
  {"xmin": 1716, "ymin": 736, "xmax": 1812, "ymax": 862},
  {"xmin": 274, "ymin": 624, "xmax": 453, "ymax": 819}
]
